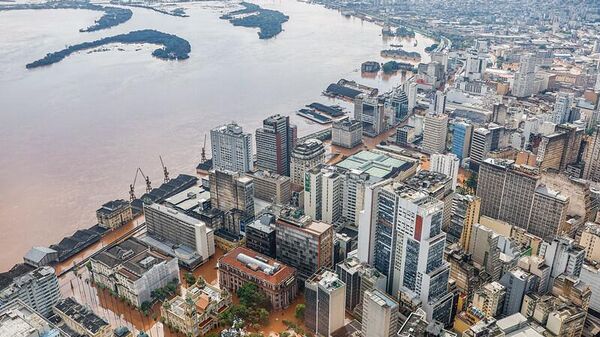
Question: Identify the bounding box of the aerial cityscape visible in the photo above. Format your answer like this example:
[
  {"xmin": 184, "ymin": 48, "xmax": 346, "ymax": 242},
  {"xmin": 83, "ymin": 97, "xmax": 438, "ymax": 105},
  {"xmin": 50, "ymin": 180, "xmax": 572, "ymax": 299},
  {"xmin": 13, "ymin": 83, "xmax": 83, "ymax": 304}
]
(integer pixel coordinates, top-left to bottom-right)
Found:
[{"xmin": 1, "ymin": 0, "xmax": 600, "ymax": 337}]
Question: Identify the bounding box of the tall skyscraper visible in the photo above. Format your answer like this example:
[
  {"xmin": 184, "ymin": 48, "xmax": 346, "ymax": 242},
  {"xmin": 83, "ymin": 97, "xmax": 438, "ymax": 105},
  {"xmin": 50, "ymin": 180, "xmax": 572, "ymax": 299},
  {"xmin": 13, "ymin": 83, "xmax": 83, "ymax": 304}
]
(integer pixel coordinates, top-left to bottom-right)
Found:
[
  {"xmin": 354, "ymin": 95, "xmax": 386, "ymax": 137},
  {"xmin": 290, "ymin": 139, "xmax": 326, "ymax": 186},
  {"xmin": 361, "ymin": 289, "xmax": 399, "ymax": 337},
  {"xmin": 468, "ymin": 223, "xmax": 501, "ymax": 281},
  {"xmin": 448, "ymin": 194, "xmax": 480, "ymax": 247},
  {"xmin": 469, "ymin": 124, "xmax": 504, "ymax": 170},
  {"xmin": 305, "ymin": 270, "xmax": 346, "ymax": 337},
  {"xmin": 422, "ymin": 113, "xmax": 448, "ymax": 154},
  {"xmin": 255, "ymin": 114, "xmax": 296, "ymax": 176},
  {"xmin": 429, "ymin": 90, "xmax": 447, "ymax": 115},
  {"xmin": 512, "ymin": 53, "xmax": 536, "ymax": 98},
  {"xmin": 584, "ymin": 127, "xmax": 600, "ymax": 183},
  {"xmin": 451, "ymin": 120, "xmax": 473, "ymax": 163},
  {"xmin": 430, "ymin": 153, "xmax": 460, "ymax": 190},
  {"xmin": 209, "ymin": 169, "xmax": 255, "ymax": 217},
  {"xmin": 304, "ymin": 165, "xmax": 344, "ymax": 225},
  {"xmin": 552, "ymin": 92, "xmax": 574, "ymax": 125},
  {"xmin": 210, "ymin": 122, "xmax": 252, "ymax": 173},
  {"xmin": 403, "ymin": 80, "xmax": 418, "ymax": 112},
  {"xmin": 465, "ymin": 52, "xmax": 486, "ymax": 81}
]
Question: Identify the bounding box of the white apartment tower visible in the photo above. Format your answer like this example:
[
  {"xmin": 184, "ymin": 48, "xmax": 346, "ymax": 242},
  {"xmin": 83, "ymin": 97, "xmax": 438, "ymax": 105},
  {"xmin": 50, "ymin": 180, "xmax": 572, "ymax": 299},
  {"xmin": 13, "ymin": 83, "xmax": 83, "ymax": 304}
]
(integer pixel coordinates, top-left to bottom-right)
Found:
[{"xmin": 210, "ymin": 122, "xmax": 252, "ymax": 173}]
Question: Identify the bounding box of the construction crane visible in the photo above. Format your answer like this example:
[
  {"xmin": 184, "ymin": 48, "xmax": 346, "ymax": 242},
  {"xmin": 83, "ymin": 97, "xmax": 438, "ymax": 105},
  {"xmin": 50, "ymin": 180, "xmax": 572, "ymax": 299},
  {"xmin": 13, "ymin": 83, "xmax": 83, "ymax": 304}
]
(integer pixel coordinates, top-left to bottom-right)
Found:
[
  {"xmin": 160, "ymin": 155, "xmax": 170, "ymax": 183},
  {"xmin": 201, "ymin": 134, "xmax": 207, "ymax": 163},
  {"xmin": 129, "ymin": 167, "xmax": 152, "ymax": 201}
]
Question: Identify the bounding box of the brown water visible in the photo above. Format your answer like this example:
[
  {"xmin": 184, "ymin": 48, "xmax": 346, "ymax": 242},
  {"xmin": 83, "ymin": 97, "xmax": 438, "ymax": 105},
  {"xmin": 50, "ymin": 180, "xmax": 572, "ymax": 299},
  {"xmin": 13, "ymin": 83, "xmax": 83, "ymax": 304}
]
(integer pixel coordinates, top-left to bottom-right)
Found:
[{"xmin": 0, "ymin": 0, "xmax": 434, "ymax": 270}]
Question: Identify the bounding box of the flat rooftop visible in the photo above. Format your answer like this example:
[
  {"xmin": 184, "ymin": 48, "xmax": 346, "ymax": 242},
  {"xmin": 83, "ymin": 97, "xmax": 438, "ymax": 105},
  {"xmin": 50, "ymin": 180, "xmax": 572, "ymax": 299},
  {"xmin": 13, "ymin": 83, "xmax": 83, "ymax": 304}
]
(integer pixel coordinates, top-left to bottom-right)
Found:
[
  {"xmin": 219, "ymin": 247, "xmax": 295, "ymax": 286},
  {"xmin": 336, "ymin": 150, "xmax": 414, "ymax": 179}
]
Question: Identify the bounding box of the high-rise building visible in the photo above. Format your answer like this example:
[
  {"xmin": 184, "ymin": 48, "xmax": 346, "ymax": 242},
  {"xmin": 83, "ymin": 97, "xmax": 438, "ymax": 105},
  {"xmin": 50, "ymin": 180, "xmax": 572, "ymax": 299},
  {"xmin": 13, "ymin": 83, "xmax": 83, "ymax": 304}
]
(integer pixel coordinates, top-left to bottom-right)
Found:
[
  {"xmin": 539, "ymin": 237, "xmax": 584, "ymax": 281},
  {"xmin": 552, "ymin": 92, "xmax": 574, "ymax": 125},
  {"xmin": 290, "ymin": 139, "xmax": 326, "ymax": 186},
  {"xmin": 354, "ymin": 95, "xmax": 386, "ymax": 137},
  {"xmin": 468, "ymin": 223, "xmax": 501, "ymax": 280},
  {"xmin": 584, "ymin": 127, "xmax": 600, "ymax": 183},
  {"xmin": 144, "ymin": 203, "xmax": 215, "ymax": 267},
  {"xmin": 335, "ymin": 256, "xmax": 387, "ymax": 315},
  {"xmin": 304, "ymin": 165, "xmax": 344, "ymax": 224},
  {"xmin": 579, "ymin": 222, "xmax": 600, "ymax": 263},
  {"xmin": 275, "ymin": 211, "xmax": 334, "ymax": 281},
  {"xmin": 209, "ymin": 169, "xmax": 254, "ymax": 217},
  {"xmin": 210, "ymin": 122, "xmax": 252, "ymax": 173},
  {"xmin": 255, "ymin": 114, "xmax": 296, "ymax": 176},
  {"xmin": 528, "ymin": 186, "xmax": 569, "ymax": 241},
  {"xmin": 245, "ymin": 214, "xmax": 277, "ymax": 258},
  {"xmin": 451, "ymin": 120, "xmax": 473, "ymax": 163},
  {"xmin": 512, "ymin": 53, "xmax": 536, "ymax": 98},
  {"xmin": 423, "ymin": 113, "xmax": 448, "ymax": 154},
  {"xmin": 465, "ymin": 52, "xmax": 486, "ymax": 81},
  {"xmin": 0, "ymin": 266, "xmax": 60, "ymax": 317},
  {"xmin": 361, "ymin": 289, "xmax": 399, "ymax": 337},
  {"xmin": 305, "ymin": 270, "xmax": 346, "ymax": 337},
  {"xmin": 430, "ymin": 153, "xmax": 460, "ymax": 190},
  {"xmin": 472, "ymin": 281, "xmax": 505, "ymax": 318},
  {"xmin": 332, "ymin": 118, "xmax": 362, "ymax": 149},
  {"xmin": 448, "ymin": 194, "xmax": 480, "ymax": 247},
  {"xmin": 384, "ymin": 89, "xmax": 410, "ymax": 125},
  {"xmin": 536, "ymin": 124, "xmax": 583, "ymax": 172},
  {"xmin": 499, "ymin": 269, "xmax": 538, "ymax": 316},
  {"xmin": 404, "ymin": 81, "xmax": 418, "ymax": 112},
  {"xmin": 250, "ymin": 170, "xmax": 291, "ymax": 205},
  {"xmin": 469, "ymin": 124, "xmax": 504, "ymax": 169}
]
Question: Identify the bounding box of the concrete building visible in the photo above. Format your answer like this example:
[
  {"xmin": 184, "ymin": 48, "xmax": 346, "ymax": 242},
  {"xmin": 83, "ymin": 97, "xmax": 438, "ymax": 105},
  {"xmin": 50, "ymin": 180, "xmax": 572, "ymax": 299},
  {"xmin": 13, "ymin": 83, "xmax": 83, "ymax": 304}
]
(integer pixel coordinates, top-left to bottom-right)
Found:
[
  {"xmin": 579, "ymin": 222, "xmax": 600, "ymax": 262},
  {"xmin": 468, "ymin": 223, "xmax": 501, "ymax": 281},
  {"xmin": 161, "ymin": 282, "xmax": 232, "ymax": 337},
  {"xmin": 218, "ymin": 247, "xmax": 297, "ymax": 310},
  {"xmin": 210, "ymin": 122, "xmax": 252, "ymax": 173},
  {"xmin": 255, "ymin": 114, "xmax": 296, "ymax": 176},
  {"xmin": 528, "ymin": 186, "xmax": 569, "ymax": 241},
  {"xmin": 584, "ymin": 127, "xmax": 600, "ymax": 183},
  {"xmin": 0, "ymin": 299, "xmax": 66, "ymax": 337},
  {"xmin": 209, "ymin": 169, "xmax": 254, "ymax": 217},
  {"xmin": 275, "ymin": 211, "xmax": 334, "ymax": 281},
  {"xmin": 539, "ymin": 237, "xmax": 585, "ymax": 281},
  {"xmin": 451, "ymin": 120, "xmax": 473, "ymax": 163},
  {"xmin": 143, "ymin": 203, "xmax": 215, "ymax": 269},
  {"xmin": 396, "ymin": 125, "xmax": 416, "ymax": 145},
  {"xmin": 430, "ymin": 153, "xmax": 460, "ymax": 190},
  {"xmin": 472, "ymin": 282, "xmax": 505, "ymax": 318},
  {"xmin": 361, "ymin": 289, "xmax": 399, "ymax": 337},
  {"xmin": 354, "ymin": 95, "xmax": 386, "ymax": 137},
  {"xmin": 552, "ymin": 93, "xmax": 574, "ymax": 125},
  {"xmin": 335, "ymin": 256, "xmax": 386, "ymax": 314},
  {"xmin": 422, "ymin": 113, "xmax": 449, "ymax": 154},
  {"xmin": 499, "ymin": 269, "xmax": 538, "ymax": 316},
  {"xmin": 90, "ymin": 238, "xmax": 180, "ymax": 307},
  {"xmin": 0, "ymin": 266, "xmax": 60, "ymax": 317},
  {"xmin": 305, "ymin": 270, "xmax": 346, "ymax": 337},
  {"xmin": 430, "ymin": 90, "xmax": 447, "ymax": 115},
  {"xmin": 332, "ymin": 118, "xmax": 362, "ymax": 149},
  {"xmin": 449, "ymin": 194, "xmax": 480, "ymax": 249},
  {"xmin": 512, "ymin": 53, "xmax": 536, "ymax": 98},
  {"xmin": 250, "ymin": 170, "xmax": 291, "ymax": 205},
  {"xmin": 469, "ymin": 124, "xmax": 504, "ymax": 169},
  {"xmin": 53, "ymin": 298, "xmax": 111, "ymax": 337},
  {"xmin": 245, "ymin": 214, "xmax": 277, "ymax": 258},
  {"xmin": 465, "ymin": 52, "xmax": 487, "ymax": 81},
  {"xmin": 290, "ymin": 139, "xmax": 326, "ymax": 186},
  {"xmin": 403, "ymin": 171, "xmax": 454, "ymax": 230},
  {"xmin": 96, "ymin": 199, "xmax": 133, "ymax": 229},
  {"xmin": 580, "ymin": 263, "xmax": 600, "ymax": 312},
  {"xmin": 304, "ymin": 165, "xmax": 344, "ymax": 224}
]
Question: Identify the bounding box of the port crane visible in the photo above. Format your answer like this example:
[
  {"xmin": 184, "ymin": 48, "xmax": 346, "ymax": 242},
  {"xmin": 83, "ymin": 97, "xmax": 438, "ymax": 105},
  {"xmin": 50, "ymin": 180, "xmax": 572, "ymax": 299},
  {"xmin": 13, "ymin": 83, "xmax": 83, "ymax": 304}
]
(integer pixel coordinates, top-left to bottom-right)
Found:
[
  {"xmin": 201, "ymin": 134, "xmax": 208, "ymax": 163},
  {"xmin": 129, "ymin": 168, "xmax": 152, "ymax": 201},
  {"xmin": 160, "ymin": 155, "xmax": 170, "ymax": 183}
]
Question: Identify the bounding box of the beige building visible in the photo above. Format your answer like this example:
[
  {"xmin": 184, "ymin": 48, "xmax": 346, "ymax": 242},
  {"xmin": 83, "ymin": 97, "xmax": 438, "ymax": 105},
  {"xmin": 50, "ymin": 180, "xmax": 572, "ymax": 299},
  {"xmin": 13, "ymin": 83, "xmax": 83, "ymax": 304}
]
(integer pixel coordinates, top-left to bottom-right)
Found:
[
  {"xmin": 250, "ymin": 170, "xmax": 291, "ymax": 205},
  {"xmin": 290, "ymin": 138, "xmax": 326, "ymax": 186},
  {"xmin": 456, "ymin": 195, "xmax": 481, "ymax": 251},
  {"xmin": 579, "ymin": 222, "xmax": 600, "ymax": 263},
  {"xmin": 472, "ymin": 282, "xmax": 505, "ymax": 318},
  {"xmin": 96, "ymin": 199, "xmax": 133, "ymax": 229},
  {"xmin": 209, "ymin": 169, "xmax": 254, "ymax": 216},
  {"xmin": 161, "ymin": 280, "xmax": 232, "ymax": 337}
]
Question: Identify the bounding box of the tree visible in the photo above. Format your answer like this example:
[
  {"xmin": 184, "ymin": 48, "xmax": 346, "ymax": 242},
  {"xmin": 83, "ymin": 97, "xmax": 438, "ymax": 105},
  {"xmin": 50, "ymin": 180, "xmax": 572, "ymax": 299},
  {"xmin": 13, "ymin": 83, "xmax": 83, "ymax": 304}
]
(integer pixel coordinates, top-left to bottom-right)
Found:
[
  {"xmin": 184, "ymin": 272, "xmax": 196, "ymax": 286},
  {"xmin": 257, "ymin": 308, "xmax": 269, "ymax": 325},
  {"xmin": 140, "ymin": 301, "xmax": 152, "ymax": 313},
  {"xmin": 294, "ymin": 303, "xmax": 305, "ymax": 321},
  {"xmin": 237, "ymin": 283, "xmax": 270, "ymax": 309},
  {"xmin": 466, "ymin": 172, "xmax": 478, "ymax": 192}
]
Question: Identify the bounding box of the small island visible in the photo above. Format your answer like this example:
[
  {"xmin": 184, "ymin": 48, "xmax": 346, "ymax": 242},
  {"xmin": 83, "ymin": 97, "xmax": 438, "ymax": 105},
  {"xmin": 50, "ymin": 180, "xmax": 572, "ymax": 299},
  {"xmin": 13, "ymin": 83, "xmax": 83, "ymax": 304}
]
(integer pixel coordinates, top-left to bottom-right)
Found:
[
  {"xmin": 109, "ymin": 1, "xmax": 188, "ymax": 17},
  {"xmin": 382, "ymin": 60, "xmax": 415, "ymax": 74},
  {"xmin": 425, "ymin": 43, "xmax": 439, "ymax": 53},
  {"xmin": 0, "ymin": 1, "xmax": 132, "ymax": 32},
  {"xmin": 380, "ymin": 48, "xmax": 421, "ymax": 62},
  {"xmin": 220, "ymin": 2, "xmax": 289, "ymax": 39},
  {"xmin": 26, "ymin": 29, "xmax": 191, "ymax": 69}
]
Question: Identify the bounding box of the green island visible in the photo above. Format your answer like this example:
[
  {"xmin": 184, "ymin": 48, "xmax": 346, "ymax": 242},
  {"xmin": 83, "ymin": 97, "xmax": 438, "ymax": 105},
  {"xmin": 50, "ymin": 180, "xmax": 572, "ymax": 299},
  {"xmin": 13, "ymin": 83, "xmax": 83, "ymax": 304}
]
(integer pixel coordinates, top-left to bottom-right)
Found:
[
  {"xmin": 0, "ymin": 1, "xmax": 132, "ymax": 32},
  {"xmin": 220, "ymin": 2, "xmax": 289, "ymax": 39},
  {"xmin": 380, "ymin": 48, "xmax": 421, "ymax": 61},
  {"xmin": 26, "ymin": 29, "xmax": 191, "ymax": 69},
  {"xmin": 425, "ymin": 42, "xmax": 439, "ymax": 53},
  {"xmin": 395, "ymin": 26, "xmax": 415, "ymax": 38}
]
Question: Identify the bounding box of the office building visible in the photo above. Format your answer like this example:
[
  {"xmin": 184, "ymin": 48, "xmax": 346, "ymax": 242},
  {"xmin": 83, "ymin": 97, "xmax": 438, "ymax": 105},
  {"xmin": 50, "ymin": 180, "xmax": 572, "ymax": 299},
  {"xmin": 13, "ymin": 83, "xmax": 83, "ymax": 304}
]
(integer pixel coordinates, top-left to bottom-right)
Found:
[
  {"xmin": 255, "ymin": 114, "xmax": 296, "ymax": 176},
  {"xmin": 465, "ymin": 52, "xmax": 486, "ymax": 81},
  {"xmin": 447, "ymin": 194, "xmax": 480, "ymax": 247},
  {"xmin": 53, "ymin": 298, "xmax": 111, "ymax": 337},
  {"xmin": 218, "ymin": 247, "xmax": 297, "ymax": 310},
  {"xmin": 472, "ymin": 282, "xmax": 505, "ymax": 318},
  {"xmin": 430, "ymin": 90, "xmax": 447, "ymax": 115},
  {"xmin": 90, "ymin": 238, "xmax": 180, "ymax": 307},
  {"xmin": 468, "ymin": 223, "xmax": 501, "ymax": 281},
  {"xmin": 584, "ymin": 127, "xmax": 600, "ymax": 183},
  {"xmin": 96, "ymin": 199, "xmax": 133, "ymax": 229},
  {"xmin": 579, "ymin": 222, "xmax": 600, "ymax": 262},
  {"xmin": 512, "ymin": 53, "xmax": 536, "ymax": 98},
  {"xmin": 552, "ymin": 92, "xmax": 574, "ymax": 125},
  {"xmin": 210, "ymin": 122, "xmax": 252, "ymax": 173},
  {"xmin": 469, "ymin": 124, "xmax": 504, "ymax": 169},
  {"xmin": 499, "ymin": 269, "xmax": 538, "ymax": 316},
  {"xmin": 539, "ymin": 237, "xmax": 584, "ymax": 281},
  {"xmin": 335, "ymin": 256, "xmax": 385, "ymax": 313},
  {"xmin": 404, "ymin": 171, "xmax": 454, "ymax": 229},
  {"xmin": 0, "ymin": 266, "xmax": 60, "ymax": 317},
  {"xmin": 250, "ymin": 170, "xmax": 291, "ymax": 205},
  {"xmin": 275, "ymin": 211, "xmax": 334, "ymax": 281},
  {"xmin": 423, "ymin": 113, "xmax": 449, "ymax": 154},
  {"xmin": 0, "ymin": 299, "xmax": 66, "ymax": 337},
  {"xmin": 398, "ymin": 308, "xmax": 457, "ymax": 337},
  {"xmin": 290, "ymin": 139, "xmax": 326, "ymax": 186},
  {"xmin": 304, "ymin": 165, "xmax": 344, "ymax": 224},
  {"xmin": 354, "ymin": 95, "xmax": 386, "ymax": 137},
  {"xmin": 451, "ymin": 120, "xmax": 473, "ymax": 163},
  {"xmin": 430, "ymin": 153, "xmax": 460, "ymax": 190},
  {"xmin": 209, "ymin": 169, "xmax": 254, "ymax": 217},
  {"xmin": 143, "ymin": 203, "xmax": 215, "ymax": 268},
  {"xmin": 332, "ymin": 118, "xmax": 362, "ymax": 149},
  {"xmin": 396, "ymin": 125, "xmax": 415, "ymax": 145},
  {"xmin": 361, "ymin": 289, "xmax": 399, "ymax": 337},
  {"xmin": 384, "ymin": 89, "xmax": 410, "ymax": 125},
  {"xmin": 245, "ymin": 213, "xmax": 277, "ymax": 258},
  {"xmin": 305, "ymin": 270, "xmax": 346, "ymax": 337},
  {"xmin": 528, "ymin": 186, "xmax": 569, "ymax": 241},
  {"xmin": 161, "ymin": 282, "xmax": 232, "ymax": 337}
]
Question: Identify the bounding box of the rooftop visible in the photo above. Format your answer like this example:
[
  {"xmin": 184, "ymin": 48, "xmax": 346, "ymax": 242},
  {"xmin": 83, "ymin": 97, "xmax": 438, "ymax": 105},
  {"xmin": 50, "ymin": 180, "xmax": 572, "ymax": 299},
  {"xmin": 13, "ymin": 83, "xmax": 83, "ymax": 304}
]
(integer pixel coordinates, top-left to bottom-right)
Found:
[
  {"xmin": 336, "ymin": 150, "xmax": 414, "ymax": 180},
  {"xmin": 219, "ymin": 247, "xmax": 296, "ymax": 286},
  {"xmin": 53, "ymin": 298, "xmax": 108, "ymax": 335}
]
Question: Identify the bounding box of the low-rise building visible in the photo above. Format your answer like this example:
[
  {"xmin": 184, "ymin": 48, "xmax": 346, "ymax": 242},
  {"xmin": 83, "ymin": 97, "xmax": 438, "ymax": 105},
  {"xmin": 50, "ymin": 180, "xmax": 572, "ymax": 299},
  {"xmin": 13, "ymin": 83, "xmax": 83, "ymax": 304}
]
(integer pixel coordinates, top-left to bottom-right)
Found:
[
  {"xmin": 332, "ymin": 118, "xmax": 362, "ymax": 149},
  {"xmin": 96, "ymin": 200, "xmax": 133, "ymax": 229},
  {"xmin": 52, "ymin": 298, "xmax": 111, "ymax": 337},
  {"xmin": 218, "ymin": 247, "xmax": 297, "ymax": 310},
  {"xmin": 0, "ymin": 299, "xmax": 66, "ymax": 337}
]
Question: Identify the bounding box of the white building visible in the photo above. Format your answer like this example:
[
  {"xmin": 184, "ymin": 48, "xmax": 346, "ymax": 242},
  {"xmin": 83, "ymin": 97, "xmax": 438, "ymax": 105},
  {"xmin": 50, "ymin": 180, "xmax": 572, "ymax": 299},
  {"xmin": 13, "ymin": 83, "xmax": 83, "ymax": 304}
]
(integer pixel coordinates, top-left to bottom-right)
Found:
[
  {"xmin": 430, "ymin": 153, "xmax": 460, "ymax": 190},
  {"xmin": 304, "ymin": 165, "xmax": 344, "ymax": 225},
  {"xmin": 305, "ymin": 270, "xmax": 346, "ymax": 337},
  {"xmin": 361, "ymin": 289, "xmax": 399, "ymax": 337},
  {"xmin": 422, "ymin": 113, "xmax": 449, "ymax": 154},
  {"xmin": 210, "ymin": 122, "xmax": 252, "ymax": 173},
  {"xmin": 552, "ymin": 92, "xmax": 574, "ymax": 125},
  {"xmin": 512, "ymin": 54, "xmax": 536, "ymax": 98}
]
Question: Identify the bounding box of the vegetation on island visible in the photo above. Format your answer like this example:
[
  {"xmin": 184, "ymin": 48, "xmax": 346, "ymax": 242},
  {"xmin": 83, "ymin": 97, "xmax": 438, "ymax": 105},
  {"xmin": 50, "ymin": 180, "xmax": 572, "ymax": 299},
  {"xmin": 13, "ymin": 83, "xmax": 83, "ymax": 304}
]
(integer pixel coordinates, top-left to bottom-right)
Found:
[
  {"xmin": 218, "ymin": 282, "xmax": 271, "ymax": 329},
  {"xmin": 26, "ymin": 29, "xmax": 191, "ymax": 69},
  {"xmin": 425, "ymin": 43, "xmax": 439, "ymax": 53},
  {"xmin": 0, "ymin": 1, "xmax": 132, "ymax": 32},
  {"xmin": 382, "ymin": 60, "xmax": 414, "ymax": 73},
  {"xmin": 220, "ymin": 2, "xmax": 289, "ymax": 39},
  {"xmin": 380, "ymin": 48, "xmax": 421, "ymax": 60},
  {"xmin": 395, "ymin": 26, "xmax": 415, "ymax": 38}
]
